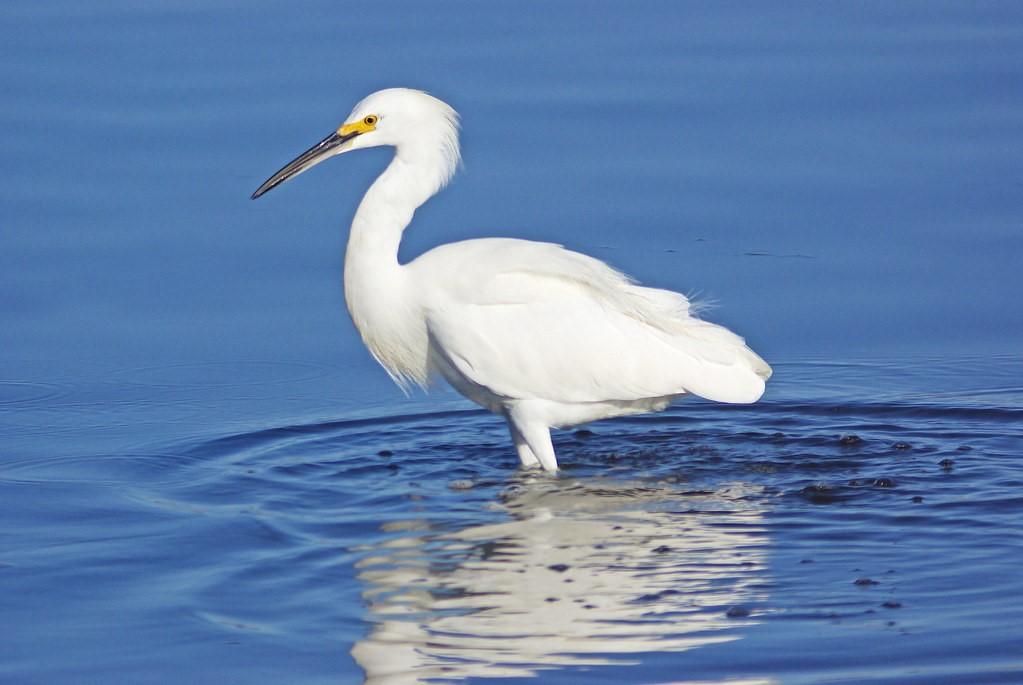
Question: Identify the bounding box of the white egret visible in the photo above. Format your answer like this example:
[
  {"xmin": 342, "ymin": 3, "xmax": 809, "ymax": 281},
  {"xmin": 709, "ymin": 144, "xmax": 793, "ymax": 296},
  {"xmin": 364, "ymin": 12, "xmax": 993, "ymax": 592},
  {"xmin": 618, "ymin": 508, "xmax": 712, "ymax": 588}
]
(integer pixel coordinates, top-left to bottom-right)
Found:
[{"xmin": 252, "ymin": 88, "xmax": 771, "ymax": 471}]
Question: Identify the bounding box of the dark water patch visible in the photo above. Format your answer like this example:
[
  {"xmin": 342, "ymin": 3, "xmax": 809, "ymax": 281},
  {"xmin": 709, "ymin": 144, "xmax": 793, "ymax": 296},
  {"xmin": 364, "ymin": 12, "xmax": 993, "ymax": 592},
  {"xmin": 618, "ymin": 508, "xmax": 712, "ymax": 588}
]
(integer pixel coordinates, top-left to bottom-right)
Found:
[{"xmin": 743, "ymin": 251, "xmax": 814, "ymax": 259}]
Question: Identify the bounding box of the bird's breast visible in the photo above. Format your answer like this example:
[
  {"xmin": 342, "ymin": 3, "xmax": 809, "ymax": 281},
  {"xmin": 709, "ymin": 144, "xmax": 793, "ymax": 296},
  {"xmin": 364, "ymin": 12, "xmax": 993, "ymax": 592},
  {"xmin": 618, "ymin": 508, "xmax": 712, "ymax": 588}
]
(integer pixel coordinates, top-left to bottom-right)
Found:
[{"xmin": 343, "ymin": 266, "xmax": 430, "ymax": 390}]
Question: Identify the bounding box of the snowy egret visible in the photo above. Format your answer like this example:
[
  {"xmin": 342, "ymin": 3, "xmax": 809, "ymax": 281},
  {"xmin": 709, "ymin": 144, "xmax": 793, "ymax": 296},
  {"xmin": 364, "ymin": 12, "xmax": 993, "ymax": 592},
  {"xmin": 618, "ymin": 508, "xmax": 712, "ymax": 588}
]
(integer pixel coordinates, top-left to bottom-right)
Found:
[{"xmin": 252, "ymin": 88, "xmax": 771, "ymax": 471}]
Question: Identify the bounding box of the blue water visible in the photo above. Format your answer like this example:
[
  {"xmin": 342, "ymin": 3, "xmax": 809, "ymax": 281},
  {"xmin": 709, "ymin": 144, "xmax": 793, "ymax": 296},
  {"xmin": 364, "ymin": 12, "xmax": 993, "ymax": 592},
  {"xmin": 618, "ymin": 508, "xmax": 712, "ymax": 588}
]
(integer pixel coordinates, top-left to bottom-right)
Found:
[{"xmin": 2, "ymin": 2, "xmax": 1022, "ymax": 683}]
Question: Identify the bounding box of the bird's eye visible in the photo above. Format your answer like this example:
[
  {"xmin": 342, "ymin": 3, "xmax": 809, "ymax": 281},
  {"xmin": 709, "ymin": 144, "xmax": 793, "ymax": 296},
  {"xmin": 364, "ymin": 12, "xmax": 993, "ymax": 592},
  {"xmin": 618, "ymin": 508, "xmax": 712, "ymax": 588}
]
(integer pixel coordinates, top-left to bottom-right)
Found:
[{"xmin": 363, "ymin": 115, "xmax": 378, "ymax": 126}]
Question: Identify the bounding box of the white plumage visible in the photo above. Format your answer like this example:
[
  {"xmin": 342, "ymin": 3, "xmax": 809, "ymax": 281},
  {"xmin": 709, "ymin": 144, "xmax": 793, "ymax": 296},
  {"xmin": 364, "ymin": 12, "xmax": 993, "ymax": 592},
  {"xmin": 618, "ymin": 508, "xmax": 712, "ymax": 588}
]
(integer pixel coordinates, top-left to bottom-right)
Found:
[{"xmin": 252, "ymin": 88, "xmax": 771, "ymax": 471}]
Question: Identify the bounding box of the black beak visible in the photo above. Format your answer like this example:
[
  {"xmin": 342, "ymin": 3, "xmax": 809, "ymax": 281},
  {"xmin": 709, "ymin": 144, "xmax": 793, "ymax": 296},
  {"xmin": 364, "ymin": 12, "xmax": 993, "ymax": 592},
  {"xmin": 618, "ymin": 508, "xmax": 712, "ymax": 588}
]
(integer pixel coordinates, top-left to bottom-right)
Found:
[{"xmin": 251, "ymin": 130, "xmax": 361, "ymax": 199}]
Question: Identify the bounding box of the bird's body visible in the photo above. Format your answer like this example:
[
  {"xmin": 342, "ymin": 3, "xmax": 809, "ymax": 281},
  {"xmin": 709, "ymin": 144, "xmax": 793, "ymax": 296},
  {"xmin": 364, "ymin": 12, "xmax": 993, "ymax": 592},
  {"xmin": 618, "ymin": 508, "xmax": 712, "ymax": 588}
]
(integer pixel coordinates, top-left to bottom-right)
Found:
[{"xmin": 253, "ymin": 88, "xmax": 771, "ymax": 471}]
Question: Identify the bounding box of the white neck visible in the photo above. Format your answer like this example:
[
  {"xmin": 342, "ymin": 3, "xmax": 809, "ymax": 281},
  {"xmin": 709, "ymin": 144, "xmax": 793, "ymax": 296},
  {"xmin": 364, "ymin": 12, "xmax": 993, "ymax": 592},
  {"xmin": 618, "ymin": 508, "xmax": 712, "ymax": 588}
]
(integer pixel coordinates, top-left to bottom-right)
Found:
[{"xmin": 341, "ymin": 150, "xmax": 445, "ymax": 389}]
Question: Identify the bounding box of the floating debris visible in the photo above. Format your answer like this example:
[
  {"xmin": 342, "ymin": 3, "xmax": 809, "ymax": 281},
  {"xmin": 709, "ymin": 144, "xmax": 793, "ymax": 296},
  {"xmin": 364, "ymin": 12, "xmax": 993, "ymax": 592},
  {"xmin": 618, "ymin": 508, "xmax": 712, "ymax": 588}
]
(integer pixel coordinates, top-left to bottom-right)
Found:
[
  {"xmin": 636, "ymin": 589, "xmax": 681, "ymax": 602},
  {"xmin": 799, "ymin": 483, "xmax": 842, "ymax": 504}
]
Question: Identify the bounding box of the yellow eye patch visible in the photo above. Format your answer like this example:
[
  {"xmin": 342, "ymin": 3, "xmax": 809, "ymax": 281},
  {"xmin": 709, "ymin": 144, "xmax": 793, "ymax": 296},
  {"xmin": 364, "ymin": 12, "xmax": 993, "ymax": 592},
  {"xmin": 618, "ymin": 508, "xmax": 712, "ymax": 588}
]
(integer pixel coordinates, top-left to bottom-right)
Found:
[{"xmin": 338, "ymin": 115, "xmax": 378, "ymax": 136}]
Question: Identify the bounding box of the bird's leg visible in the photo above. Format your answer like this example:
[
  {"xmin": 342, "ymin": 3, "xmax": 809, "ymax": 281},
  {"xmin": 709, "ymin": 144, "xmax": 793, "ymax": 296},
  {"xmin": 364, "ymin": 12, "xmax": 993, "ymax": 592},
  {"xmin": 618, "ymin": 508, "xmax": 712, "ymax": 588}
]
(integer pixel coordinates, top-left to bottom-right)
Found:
[
  {"xmin": 507, "ymin": 407, "xmax": 559, "ymax": 472},
  {"xmin": 507, "ymin": 420, "xmax": 541, "ymax": 469}
]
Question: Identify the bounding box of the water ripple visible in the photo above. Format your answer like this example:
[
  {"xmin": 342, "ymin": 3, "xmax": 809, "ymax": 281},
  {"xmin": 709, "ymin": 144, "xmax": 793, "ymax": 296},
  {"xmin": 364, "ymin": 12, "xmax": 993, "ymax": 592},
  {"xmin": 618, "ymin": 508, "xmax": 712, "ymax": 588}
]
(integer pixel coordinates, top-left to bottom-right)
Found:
[
  {"xmin": 0, "ymin": 379, "xmax": 72, "ymax": 406},
  {"xmin": 110, "ymin": 392, "xmax": 1020, "ymax": 683},
  {"xmin": 2, "ymin": 360, "xmax": 1020, "ymax": 684}
]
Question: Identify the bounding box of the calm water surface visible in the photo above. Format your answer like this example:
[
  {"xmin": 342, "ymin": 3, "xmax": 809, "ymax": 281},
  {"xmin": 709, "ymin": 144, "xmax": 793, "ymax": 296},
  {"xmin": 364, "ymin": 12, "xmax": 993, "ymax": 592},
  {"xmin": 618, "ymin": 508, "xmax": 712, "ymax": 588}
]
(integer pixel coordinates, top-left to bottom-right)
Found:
[{"xmin": 2, "ymin": 2, "xmax": 1022, "ymax": 683}]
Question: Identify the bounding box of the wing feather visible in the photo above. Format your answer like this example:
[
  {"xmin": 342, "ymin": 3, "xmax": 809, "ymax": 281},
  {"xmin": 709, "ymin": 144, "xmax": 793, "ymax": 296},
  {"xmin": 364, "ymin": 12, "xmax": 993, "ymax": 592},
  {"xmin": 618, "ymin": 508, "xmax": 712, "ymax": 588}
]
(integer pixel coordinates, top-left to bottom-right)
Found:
[{"xmin": 412, "ymin": 238, "xmax": 770, "ymax": 405}]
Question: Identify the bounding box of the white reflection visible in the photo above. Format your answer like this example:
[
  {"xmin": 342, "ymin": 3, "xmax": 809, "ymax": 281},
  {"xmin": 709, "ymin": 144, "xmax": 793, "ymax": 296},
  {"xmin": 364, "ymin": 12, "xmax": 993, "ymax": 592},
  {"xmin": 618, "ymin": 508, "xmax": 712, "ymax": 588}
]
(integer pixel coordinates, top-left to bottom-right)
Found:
[{"xmin": 352, "ymin": 477, "xmax": 770, "ymax": 684}]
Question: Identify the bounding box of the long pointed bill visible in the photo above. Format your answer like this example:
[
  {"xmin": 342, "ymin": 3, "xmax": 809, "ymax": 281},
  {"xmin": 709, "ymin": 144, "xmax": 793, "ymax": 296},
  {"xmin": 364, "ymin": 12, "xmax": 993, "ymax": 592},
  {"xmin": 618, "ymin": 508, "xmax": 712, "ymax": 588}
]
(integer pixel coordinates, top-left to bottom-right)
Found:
[{"xmin": 251, "ymin": 129, "xmax": 360, "ymax": 199}]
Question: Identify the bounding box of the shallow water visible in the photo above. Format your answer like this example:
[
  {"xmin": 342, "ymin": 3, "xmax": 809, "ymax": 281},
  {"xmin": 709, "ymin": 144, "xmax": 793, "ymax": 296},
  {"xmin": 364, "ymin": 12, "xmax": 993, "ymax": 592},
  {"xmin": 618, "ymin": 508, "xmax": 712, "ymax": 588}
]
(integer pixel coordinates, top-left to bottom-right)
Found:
[
  {"xmin": 3, "ymin": 359, "xmax": 1022, "ymax": 683},
  {"xmin": 2, "ymin": 1, "xmax": 1023, "ymax": 684}
]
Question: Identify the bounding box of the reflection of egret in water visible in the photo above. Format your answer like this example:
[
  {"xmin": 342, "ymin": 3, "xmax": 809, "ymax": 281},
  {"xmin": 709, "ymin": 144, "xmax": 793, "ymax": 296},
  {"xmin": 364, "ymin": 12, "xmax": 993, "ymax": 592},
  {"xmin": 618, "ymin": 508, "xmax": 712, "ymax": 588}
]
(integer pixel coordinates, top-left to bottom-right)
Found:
[{"xmin": 351, "ymin": 476, "xmax": 770, "ymax": 683}]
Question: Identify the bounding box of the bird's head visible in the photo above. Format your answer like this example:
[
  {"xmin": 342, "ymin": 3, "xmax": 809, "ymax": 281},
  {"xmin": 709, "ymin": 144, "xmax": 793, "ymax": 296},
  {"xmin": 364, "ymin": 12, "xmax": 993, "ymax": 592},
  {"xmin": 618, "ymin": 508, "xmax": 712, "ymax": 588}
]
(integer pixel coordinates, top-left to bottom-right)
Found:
[{"xmin": 251, "ymin": 88, "xmax": 460, "ymax": 199}]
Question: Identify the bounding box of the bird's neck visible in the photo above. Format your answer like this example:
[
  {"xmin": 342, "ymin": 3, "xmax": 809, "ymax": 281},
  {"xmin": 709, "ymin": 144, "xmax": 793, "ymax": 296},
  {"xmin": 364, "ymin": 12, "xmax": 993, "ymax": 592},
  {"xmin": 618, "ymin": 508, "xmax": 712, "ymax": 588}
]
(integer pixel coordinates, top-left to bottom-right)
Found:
[
  {"xmin": 342, "ymin": 151, "xmax": 442, "ymax": 389},
  {"xmin": 344, "ymin": 152, "xmax": 439, "ymax": 276}
]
